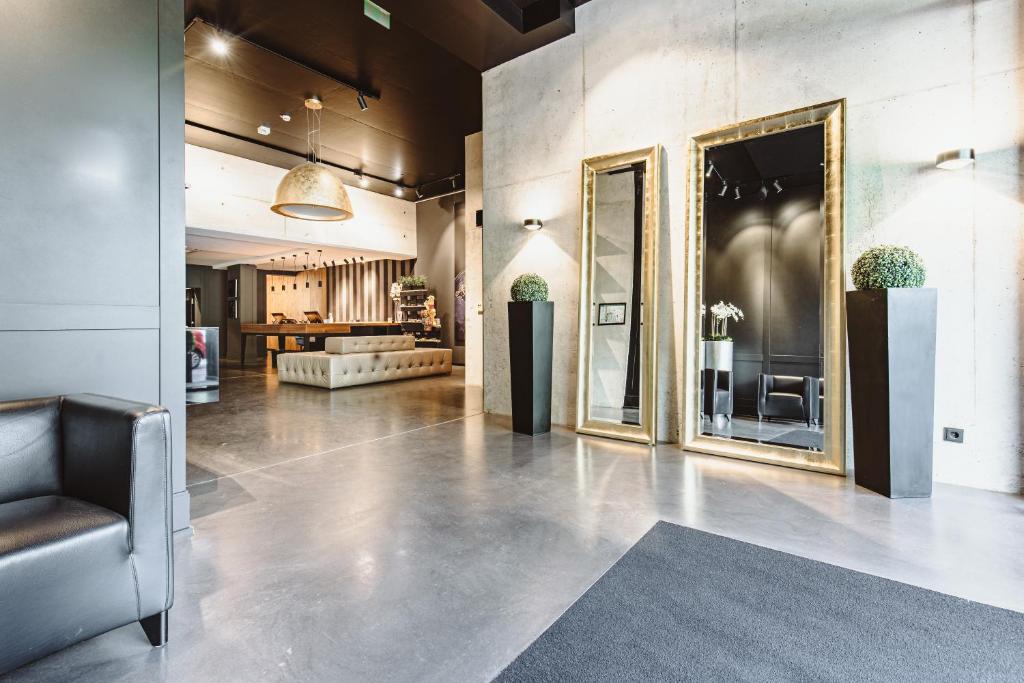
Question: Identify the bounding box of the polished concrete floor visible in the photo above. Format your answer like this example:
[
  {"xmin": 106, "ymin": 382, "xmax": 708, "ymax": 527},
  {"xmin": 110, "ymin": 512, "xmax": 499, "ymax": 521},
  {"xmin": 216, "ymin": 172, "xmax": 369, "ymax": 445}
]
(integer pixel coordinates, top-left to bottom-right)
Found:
[{"xmin": 8, "ymin": 363, "xmax": 1024, "ymax": 681}]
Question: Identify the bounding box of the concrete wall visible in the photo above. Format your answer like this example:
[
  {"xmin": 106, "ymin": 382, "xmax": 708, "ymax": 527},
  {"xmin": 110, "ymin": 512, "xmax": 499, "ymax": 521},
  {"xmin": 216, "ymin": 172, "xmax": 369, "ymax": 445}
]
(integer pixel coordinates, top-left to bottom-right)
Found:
[
  {"xmin": 186, "ymin": 145, "xmax": 417, "ymax": 258},
  {"xmin": 0, "ymin": 0, "xmax": 190, "ymax": 526},
  {"xmin": 464, "ymin": 133, "xmax": 484, "ymax": 387},
  {"xmin": 481, "ymin": 0, "xmax": 1024, "ymax": 493}
]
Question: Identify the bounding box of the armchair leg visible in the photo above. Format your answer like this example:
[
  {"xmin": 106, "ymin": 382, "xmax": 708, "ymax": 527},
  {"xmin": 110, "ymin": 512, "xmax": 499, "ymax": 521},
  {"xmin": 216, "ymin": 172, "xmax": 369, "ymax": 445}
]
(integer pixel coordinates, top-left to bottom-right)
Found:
[{"xmin": 140, "ymin": 611, "xmax": 168, "ymax": 647}]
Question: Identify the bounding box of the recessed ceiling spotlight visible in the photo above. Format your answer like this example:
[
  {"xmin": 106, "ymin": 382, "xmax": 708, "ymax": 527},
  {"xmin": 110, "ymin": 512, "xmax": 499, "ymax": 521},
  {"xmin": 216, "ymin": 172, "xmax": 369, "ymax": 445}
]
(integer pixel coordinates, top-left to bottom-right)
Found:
[
  {"xmin": 356, "ymin": 172, "xmax": 369, "ymax": 188},
  {"xmin": 279, "ymin": 112, "xmax": 292, "ymax": 122},
  {"xmin": 210, "ymin": 35, "xmax": 229, "ymax": 56},
  {"xmin": 357, "ymin": 92, "xmax": 369, "ymax": 112},
  {"xmin": 394, "ymin": 184, "xmax": 405, "ymax": 197},
  {"xmin": 257, "ymin": 124, "xmax": 271, "ymax": 136}
]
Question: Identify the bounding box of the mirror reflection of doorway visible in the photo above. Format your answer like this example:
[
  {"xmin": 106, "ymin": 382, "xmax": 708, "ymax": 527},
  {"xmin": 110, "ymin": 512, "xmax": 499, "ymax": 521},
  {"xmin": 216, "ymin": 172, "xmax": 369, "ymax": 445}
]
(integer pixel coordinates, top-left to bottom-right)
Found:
[{"xmin": 700, "ymin": 125, "xmax": 825, "ymax": 451}]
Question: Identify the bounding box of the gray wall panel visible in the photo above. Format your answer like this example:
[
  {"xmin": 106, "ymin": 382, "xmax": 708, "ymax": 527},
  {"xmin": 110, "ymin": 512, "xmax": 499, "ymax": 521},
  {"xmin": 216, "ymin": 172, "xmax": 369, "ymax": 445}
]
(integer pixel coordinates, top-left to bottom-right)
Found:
[
  {"xmin": 0, "ymin": 0, "xmax": 188, "ymax": 529},
  {"xmin": 0, "ymin": 330, "xmax": 161, "ymax": 403}
]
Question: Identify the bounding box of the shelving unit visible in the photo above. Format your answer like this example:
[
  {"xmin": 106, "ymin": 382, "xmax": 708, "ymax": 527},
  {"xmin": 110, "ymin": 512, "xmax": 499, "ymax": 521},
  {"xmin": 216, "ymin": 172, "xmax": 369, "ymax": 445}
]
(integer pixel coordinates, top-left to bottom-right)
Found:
[{"xmin": 398, "ymin": 288, "xmax": 442, "ymax": 347}]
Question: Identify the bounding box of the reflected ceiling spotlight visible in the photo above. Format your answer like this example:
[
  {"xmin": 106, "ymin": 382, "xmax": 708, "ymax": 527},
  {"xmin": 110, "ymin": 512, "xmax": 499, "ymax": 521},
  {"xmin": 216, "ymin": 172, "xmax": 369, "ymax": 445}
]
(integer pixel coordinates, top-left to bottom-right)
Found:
[
  {"xmin": 210, "ymin": 35, "xmax": 229, "ymax": 56},
  {"xmin": 759, "ymin": 183, "xmax": 769, "ymax": 200},
  {"xmin": 257, "ymin": 124, "xmax": 271, "ymax": 136},
  {"xmin": 734, "ymin": 186, "xmax": 742, "ymax": 200},
  {"xmin": 279, "ymin": 112, "xmax": 292, "ymax": 122},
  {"xmin": 523, "ymin": 218, "xmax": 543, "ymax": 231},
  {"xmin": 773, "ymin": 179, "xmax": 784, "ymax": 194},
  {"xmin": 271, "ymin": 97, "xmax": 354, "ymax": 221},
  {"xmin": 718, "ymin": 182, "xmax": 728, "ymax": 198},
  {"xmin": 705, "ymin": 162, "xmax": 716, "ymax": 178},
  {"xmin": 357, "ymin": 92, "xmax": 369, "ymax": 112},
  {"xmin": 935, "ymin": 147, "xmax": 975, "ymax": 170},
  {"xmin": 415, "ymin": 187, "xmax": 424, "ymax": 200},
  {"xmin": 394, "ymin": 184, "xmax": 405, "ymax": 197}
]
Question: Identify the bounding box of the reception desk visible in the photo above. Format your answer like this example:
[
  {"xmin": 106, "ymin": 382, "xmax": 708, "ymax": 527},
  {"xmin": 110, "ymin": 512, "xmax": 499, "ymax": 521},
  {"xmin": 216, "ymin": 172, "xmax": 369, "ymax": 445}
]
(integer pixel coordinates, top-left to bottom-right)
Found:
[{"xmin": 239, "ymin": 322, "xmax": 402, "ymax": 365}]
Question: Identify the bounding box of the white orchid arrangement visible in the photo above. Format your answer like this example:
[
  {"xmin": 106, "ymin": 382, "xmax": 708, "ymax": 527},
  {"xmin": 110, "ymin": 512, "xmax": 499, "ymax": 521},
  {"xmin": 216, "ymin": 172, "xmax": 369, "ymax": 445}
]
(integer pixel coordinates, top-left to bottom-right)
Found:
[
  {"xmin": 390, "ymin": 282, "xmax": 402, "ymax": 302},
  {"xmin": 705, "ymin": 300, "xmax": 744, "ymax": 341}
]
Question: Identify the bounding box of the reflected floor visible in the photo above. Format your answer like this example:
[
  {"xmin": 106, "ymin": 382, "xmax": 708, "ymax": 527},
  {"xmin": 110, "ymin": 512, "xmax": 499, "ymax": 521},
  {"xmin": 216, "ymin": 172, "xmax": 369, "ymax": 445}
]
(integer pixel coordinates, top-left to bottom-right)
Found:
[
  {"xmin": 590, "ymin": 405, "xmax": 641, "ymax": 425},
  {"xmin": 703, "ymin": 415, "xmax": 824, "ymax": 451}
]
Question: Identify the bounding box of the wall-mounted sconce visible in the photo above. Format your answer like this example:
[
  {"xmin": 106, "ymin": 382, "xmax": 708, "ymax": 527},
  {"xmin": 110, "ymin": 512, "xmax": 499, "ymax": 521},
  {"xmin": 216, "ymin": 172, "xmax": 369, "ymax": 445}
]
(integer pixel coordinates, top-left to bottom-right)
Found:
[
  {"xmin": 523, "ymin": 218, "xmax": 543, "ymax": 231},
  {"xmin": 935, "ymin": 148, "xmax": 975, "ymax": 170}
]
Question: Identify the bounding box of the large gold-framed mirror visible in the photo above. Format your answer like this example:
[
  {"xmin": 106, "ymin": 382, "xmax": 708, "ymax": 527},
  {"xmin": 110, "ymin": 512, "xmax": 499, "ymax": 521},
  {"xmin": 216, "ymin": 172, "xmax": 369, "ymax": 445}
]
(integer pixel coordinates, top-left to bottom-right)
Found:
[
  {"xmin": 577, "ymin": 146, "xmax": 661, "ymax": 445},
  {"xmin": 682, "ymin": 101, "xmax": 846, "ymax": 473}
]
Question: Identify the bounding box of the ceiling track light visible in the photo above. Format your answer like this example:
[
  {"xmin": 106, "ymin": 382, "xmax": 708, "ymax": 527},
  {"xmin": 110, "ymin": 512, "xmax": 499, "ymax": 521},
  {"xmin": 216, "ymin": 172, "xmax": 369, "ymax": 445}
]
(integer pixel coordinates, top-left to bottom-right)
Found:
[
  {"xmin": 270, "ymin": 258, "xmax": 276, "ymax": 291},
  {"xmin": 357, "ymin": 92, "xmax": 369, "ymax": 111},
  {"xmin": 734, "ymin": 186, "xmax": 742, "ymax": 200},
  {"xmin": 773, "ymin": 179, "xmax": 784, "ymax": 194},
  {"xmin": 759, "ymin": 183, "xmax": 769, "ymax": 200},
  {"xmin": 718, "ymin": 182, "xmax": 728, "ymax": 198},
  {"xmin": 705, "ymin": 162, "xmax": 716, "ymax": 178}
]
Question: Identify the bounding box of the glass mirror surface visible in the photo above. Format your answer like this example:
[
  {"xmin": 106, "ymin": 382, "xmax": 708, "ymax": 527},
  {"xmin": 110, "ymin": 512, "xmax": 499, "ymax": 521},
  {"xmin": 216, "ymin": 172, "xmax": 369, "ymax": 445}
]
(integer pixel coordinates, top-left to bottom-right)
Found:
[
  {"xmin": 587, "ymin": 164, "xmax": 646, "ymax": 427},
  {"xmin": 700, "ymin": 124, "xmax": 825, "ymax": 451}
]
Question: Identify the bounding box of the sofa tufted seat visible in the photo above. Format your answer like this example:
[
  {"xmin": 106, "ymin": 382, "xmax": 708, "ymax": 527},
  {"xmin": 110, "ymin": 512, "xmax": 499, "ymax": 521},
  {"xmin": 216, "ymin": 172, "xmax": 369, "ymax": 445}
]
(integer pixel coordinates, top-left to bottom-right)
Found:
[{"xmin": 277, "ymin": 335, "xmax": 452, "ymax": 389}]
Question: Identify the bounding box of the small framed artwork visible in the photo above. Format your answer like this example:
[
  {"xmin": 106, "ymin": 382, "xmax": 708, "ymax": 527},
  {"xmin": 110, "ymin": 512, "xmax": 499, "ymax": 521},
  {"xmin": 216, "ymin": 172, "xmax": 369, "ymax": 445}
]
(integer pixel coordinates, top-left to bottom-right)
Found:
[{"xmin": 597, "ymin": 303, "xmax": 627, "ymax": 325}]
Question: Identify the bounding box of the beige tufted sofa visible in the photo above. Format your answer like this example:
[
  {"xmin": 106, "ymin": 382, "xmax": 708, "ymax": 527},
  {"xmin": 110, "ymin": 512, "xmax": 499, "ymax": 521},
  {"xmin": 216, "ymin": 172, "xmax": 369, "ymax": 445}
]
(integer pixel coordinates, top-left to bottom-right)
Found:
[{"xmin": 277, "ymin": 335, "xmax": 452, "ymax": 389}]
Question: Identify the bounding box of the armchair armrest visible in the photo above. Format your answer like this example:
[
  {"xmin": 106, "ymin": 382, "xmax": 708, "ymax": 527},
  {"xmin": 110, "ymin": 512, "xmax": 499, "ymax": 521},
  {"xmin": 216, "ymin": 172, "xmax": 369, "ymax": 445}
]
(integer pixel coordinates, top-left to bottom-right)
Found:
[{"xmin": 60, "ymin": 394, "xmax": 173, "ymax": 618}]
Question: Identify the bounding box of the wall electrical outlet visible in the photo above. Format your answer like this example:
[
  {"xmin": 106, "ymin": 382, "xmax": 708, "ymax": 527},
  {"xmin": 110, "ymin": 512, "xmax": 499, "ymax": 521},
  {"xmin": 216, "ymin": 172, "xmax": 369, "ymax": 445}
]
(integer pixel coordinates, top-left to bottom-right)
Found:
[{"xmin": 943, "ymin": 427, "xmax": 965, "ymax": 443}]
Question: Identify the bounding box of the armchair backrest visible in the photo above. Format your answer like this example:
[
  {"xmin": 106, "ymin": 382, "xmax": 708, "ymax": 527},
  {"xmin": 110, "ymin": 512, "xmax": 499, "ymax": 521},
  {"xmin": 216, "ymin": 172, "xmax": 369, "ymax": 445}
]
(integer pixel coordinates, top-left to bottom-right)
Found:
[
  {"xmin": 0, "ymin": 397, "xmax": 63, "ymax": 505},
  {"xmin": 768, "ymin": 375, "xmax": 804, "ymax": 395}
]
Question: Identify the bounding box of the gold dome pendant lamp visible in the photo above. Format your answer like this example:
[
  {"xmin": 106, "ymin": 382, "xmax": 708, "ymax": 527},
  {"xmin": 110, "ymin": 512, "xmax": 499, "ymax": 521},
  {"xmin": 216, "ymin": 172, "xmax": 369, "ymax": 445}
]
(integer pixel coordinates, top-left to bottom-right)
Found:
[{"xmin": 271, "ymin": 97, "xmax": 354, "ymax": 221}]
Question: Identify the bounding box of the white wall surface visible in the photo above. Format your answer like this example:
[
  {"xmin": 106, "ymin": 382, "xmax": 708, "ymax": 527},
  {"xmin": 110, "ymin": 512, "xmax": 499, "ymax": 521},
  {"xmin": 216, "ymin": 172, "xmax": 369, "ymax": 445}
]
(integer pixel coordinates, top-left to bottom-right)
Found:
[
  {"xmin": 186, "ymin": 144, "xmax": 417, "ymax": 258},
  {"xmin": 482, "ymin": 0, "xmax": 1023, "ymax": 493}
]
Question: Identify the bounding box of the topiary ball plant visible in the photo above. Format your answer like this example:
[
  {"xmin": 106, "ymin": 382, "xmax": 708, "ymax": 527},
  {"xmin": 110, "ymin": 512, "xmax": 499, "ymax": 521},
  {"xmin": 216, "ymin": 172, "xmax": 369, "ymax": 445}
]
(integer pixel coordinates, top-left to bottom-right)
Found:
[
  {"xmin": 851, "ymin": 245, "xmax": 926, "ymax": 290},
  {"xmin": 510, "ymin": 273, "xmax": 549, "ymax": 302}
]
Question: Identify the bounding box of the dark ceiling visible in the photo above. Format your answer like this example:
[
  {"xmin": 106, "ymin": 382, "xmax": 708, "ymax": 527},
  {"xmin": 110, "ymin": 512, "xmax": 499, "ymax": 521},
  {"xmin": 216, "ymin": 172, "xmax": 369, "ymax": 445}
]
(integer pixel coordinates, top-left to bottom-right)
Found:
[
  {"xmin": 184, "ymin": 0, "xmax": 590, "ymax": 200},
  {"xmin": 705, "ymin": 125, "xmax": 825, "ymax": 196}
]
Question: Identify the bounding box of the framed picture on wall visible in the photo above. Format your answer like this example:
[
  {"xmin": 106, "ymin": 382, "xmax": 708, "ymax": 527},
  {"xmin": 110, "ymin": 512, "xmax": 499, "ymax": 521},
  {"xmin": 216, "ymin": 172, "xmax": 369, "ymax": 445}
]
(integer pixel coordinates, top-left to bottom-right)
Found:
[{"xmin": 597, "ymin": 303, "xmax": 627, "ymax": 325}]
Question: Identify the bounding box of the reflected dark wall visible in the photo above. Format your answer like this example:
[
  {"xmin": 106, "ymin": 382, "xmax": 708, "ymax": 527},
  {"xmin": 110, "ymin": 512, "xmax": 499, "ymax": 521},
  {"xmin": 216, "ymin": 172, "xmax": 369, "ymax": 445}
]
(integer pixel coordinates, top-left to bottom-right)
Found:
[{"xmin": 704, "ymin": 184, "xmax": 824, "ymax": 416}]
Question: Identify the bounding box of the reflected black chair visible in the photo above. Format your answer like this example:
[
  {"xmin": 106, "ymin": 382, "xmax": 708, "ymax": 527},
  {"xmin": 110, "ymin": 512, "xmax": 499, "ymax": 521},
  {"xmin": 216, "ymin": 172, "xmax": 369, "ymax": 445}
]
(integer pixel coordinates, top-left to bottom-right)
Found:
[
  {"xmin": 757, "ymin": 374, "xmax": 814, "ymax": 427},
  {"xmin": 814, "ymin": 377, "xmax": 824, "ymax": 425},
  {"xmin": 0, "ymin": 394, "xmax": 173, "ymax": 674},
  {"xmin": 702, "ymin": 369, "xmax": 733, "ymax": 422}
]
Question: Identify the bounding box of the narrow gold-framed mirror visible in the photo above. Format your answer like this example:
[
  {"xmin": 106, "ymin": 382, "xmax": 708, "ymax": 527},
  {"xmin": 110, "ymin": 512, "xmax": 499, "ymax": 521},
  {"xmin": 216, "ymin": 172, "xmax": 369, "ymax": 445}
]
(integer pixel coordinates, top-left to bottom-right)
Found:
[
  {"xmin": 682, "ymin": 101, "xmax": 846, "ymax": 474},
  {"xmin": 576, "ymin": 146, "xmax": 660, "ymax": 445}
]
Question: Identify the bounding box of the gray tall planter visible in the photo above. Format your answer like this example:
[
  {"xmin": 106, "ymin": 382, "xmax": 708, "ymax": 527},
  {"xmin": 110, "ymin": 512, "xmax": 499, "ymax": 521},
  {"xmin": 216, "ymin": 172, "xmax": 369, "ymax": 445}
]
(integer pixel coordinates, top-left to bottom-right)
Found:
[
  {"xmin": 846, "ymin": 288, "xmax": 937, "ymax": 498},
  {"xmin": 507, "ymin": 301, "xmax": 553, "ymax": 436}
]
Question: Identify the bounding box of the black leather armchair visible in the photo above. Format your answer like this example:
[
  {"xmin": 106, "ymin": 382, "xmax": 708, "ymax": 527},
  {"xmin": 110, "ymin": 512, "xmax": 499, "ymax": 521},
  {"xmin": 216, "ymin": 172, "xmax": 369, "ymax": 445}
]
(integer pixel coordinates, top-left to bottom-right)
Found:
[
  {"xmin": 0, "ymin": 394, "xmax": 173, "ymax": 674},
  {"xmin": 702, "ymin": 369, "xmax": 734, "ymax": 421},
  {"xmin": 757, "ymin": 374, "xmax": 815, "ymax": 427}
]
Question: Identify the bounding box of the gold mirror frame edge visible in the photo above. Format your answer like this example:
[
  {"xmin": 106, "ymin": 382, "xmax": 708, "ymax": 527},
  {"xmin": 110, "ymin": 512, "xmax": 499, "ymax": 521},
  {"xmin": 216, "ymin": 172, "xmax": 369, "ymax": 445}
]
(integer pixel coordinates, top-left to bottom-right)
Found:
[
  {"xmin": 576, "ymin": 145, "xmax": 661, "ymax": 446},
  {"xmin": 681, "ymin": 100, "xmax": 847, "ymax": 475}
]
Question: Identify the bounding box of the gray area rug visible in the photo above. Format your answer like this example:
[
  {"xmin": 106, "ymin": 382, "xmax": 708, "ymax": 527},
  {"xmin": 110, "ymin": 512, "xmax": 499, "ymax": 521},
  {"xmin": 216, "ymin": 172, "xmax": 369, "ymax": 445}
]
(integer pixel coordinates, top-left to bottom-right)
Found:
[
  {"xmin": 495, "ymin": 522, "xmax": 1024, "ymax": 682},
  {"xmin": 768, "ymin": 428, "xmax": 824, "ymax": 450}
]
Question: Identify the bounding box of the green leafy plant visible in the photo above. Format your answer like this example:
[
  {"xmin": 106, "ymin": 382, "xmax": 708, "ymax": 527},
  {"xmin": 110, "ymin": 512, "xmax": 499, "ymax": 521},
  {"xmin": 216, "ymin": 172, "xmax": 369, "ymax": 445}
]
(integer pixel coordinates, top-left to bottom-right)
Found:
[
  {"xmin": 510, "ymin": 273, "xmax": 549, "ymax": 302},
  {"xmin": 851, "ymin": 245, "xmax": 926, "ymax": 290},
  {"xmin": 399, "ymin": 274, "xmax": 427, "ymax": 289}
]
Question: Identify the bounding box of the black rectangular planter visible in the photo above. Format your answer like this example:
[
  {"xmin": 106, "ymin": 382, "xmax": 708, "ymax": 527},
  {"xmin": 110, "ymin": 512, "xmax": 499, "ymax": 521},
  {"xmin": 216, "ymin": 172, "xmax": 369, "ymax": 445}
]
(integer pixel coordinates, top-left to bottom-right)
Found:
[
  {"xmin": 508, "ymin": 301, "xmax": 554, "ymax": 436},
  {"xmin": 847, "ymin": 288, "xmax": 937, "ymax": 498}
]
